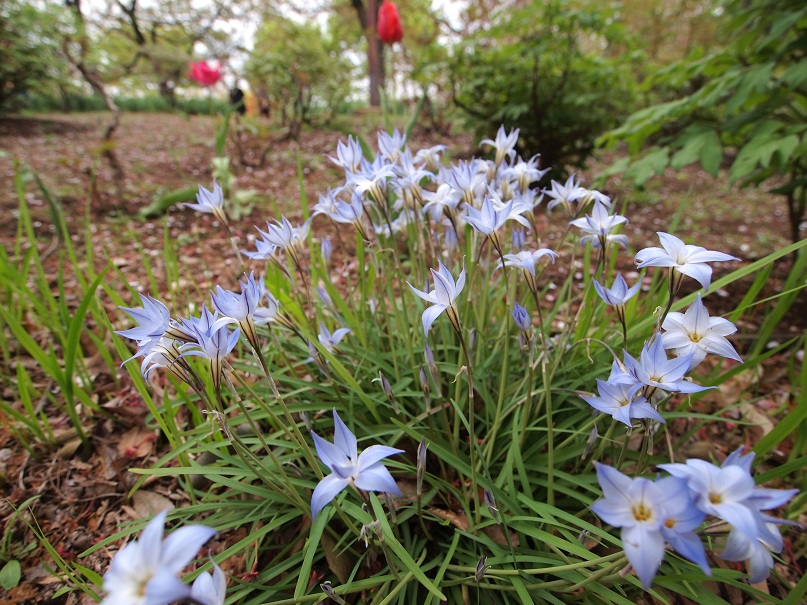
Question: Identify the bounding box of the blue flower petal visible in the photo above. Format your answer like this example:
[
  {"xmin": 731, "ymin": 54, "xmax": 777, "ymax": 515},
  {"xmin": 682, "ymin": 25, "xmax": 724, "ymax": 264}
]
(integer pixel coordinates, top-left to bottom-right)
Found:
[
  {"xmin": 311, "ymin": 474, "xmax": 350, "ymax": 520},
  {"xmin": 354, "ymin": 463, "xmax": 401, "ymax": 495}
]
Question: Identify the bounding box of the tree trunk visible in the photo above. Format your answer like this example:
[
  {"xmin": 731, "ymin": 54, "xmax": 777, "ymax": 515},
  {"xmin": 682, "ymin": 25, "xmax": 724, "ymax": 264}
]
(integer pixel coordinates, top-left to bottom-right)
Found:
[
  {"xmin": 367, "ymin": 0, "xmax": 385, "ymax": 106},
  {"xmin": 353, "ymin": 0, "xmax": 385, "ymax": 107},
  {"xmin": 158, "ymin": 79, "xmax": 177, "ymax": 106}
]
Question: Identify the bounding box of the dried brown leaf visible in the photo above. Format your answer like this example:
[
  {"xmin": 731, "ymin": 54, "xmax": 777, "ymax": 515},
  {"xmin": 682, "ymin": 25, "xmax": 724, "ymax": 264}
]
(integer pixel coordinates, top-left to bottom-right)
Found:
[
  {"xmin": 132, "ymin": 490, "xmax": 173, "ymax": 518},
  {"xmin": 321, "ymin": 529, "xmax": 355, "ymax": 584},
  {"xmin": 116, "ymin": 426, "xmax": 156, "ymax": 459},
  {"xmin": 427, "ymin": 508, "xmax": 469, "ymax": 531}
]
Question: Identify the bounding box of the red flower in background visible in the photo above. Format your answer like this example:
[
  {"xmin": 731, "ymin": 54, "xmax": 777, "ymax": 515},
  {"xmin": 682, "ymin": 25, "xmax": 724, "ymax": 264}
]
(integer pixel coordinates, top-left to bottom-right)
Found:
[
  {"xmin": 188, "ymin": 61, "xmax": 222, "ymax": 87},
  {"xmin": 378, "ymin": 1, "xmax": 403, "ymax": 44}
]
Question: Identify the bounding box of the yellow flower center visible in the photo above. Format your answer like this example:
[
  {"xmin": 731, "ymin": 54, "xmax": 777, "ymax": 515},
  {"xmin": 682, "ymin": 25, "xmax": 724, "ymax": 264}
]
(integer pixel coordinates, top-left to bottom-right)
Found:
[
  {"xmin": 709, "ymin": 492, "xmax": 722, "ymax": 505},
  {"xmin": 632, "ymin": 503, "xmax": 653, "ymax": 522}
]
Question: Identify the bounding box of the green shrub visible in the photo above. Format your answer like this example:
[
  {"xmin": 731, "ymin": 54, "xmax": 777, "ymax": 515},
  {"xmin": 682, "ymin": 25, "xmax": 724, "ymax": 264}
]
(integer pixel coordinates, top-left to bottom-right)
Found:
[
  {"xmin": 451, "ymin": 0, "xmax": 638, "ymax": 177},
  {"xmin": 244, "ymin": 14, "xmax": 355, "ymax": 132},
  {"xmin": 599, "ymin": 0, "xmax": 807, "ymax": 242}
]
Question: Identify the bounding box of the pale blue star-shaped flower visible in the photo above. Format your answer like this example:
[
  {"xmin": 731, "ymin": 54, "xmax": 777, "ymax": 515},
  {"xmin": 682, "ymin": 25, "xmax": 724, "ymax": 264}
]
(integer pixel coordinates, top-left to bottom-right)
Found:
[
  {"xmin": 318, "ymin": 323, "xmax": 351, "ymax": 354},
  {"xmin": 310, "ymin": 409, "xmax": 404, "ymax": 520},
  {"xmin": 407, "ymin": 261, "xmax": 466, "ymax": 336},
  {"xmin": 184, "ymin": 181, "xmax": 227, "ymax": 224},
  {"xmin": 392, "ymin": 149, "xmax": 432, "ymax": 210},
  {"xmin": 569, "ymin": 201, "xmax": 628, "ymax": 250},
  {"xmin": 590, "ymin": 463, "xmax": 668, "ymax": 588},
  {"xmin": 211, "ymin": 273, "xmax": 279, "ymax": 350},
  {"xmin": 413, "ymin": 144, "xmax": 446, "ymax": 173},
  {"xmin": 658, "ymin": 460, "xmax": 763, "ymax": 543},
  {"xmin": 422, "ymin": 183, "xmax": 464, "ymax": 223},
  {"xmin": 618, "ymin": 337, "xmax": 711, "ymax": 397},
  {"xmin": 101, "ymin": 510, "xmax": 216, "ymax": 605},
  {"xmin": 635, "ymin": 232, "xmax": 738, "ymax": 291},
  {"xmin": 480, "ymin": 125, "xmax": 519, "ymax": 166},
  {"xmin": 441, "ymin": 159, "xmax": 486, "ymax": 208},
  {"xmin": 327, "ymin": 135, "xmax": 364, "ymax": 174},
  {"xmin": 377, "ymin": 128, "xmax": 407, "ymax": 164},
  {"xmin": 661, "ymin": 294, "xmax": 742, "ymax": 370},
  {"xmin": 178, "ymin": 308, "xmax": 240, "ymax": 389},
  {"xmin": 116, "ymin": 294, "xmax": 171, "ymax": 345},
  {"xmin": 116, "ymin": 294, "xmax": 178, "ymax": 360},
  {"xmin": 137, "ymin": 337, "xmax": 194, "ymax": 385},
  {"xmin": 654, "ymin": 476, "xmax": 711, "ymax": 577},
  {"xmin": 241, "ymin": 233, "xmax": 278, "ymax": 261},
  {"xmin": 501, "ymin": 248, "xmax": 558, "ymax": 293},
  {"xmin": 721, "ymin": 525, "xmax": 780, "ymax": 584},
  {"xmin": 593, "ymin": 273, "xmax": 641, "ymax": 307},
  {"xmin": 190, "ymin": 563, "xmax": 226, "ymax": 605},
  {"xmin": 501, "ymin": 154, "xmax": 550, "ymax": 194},
  {"xmin": 348, "ymin": 156, "xmax": 397, "ymax": 205},
  {"xmin": 582, "ymin": 379, "xmax": 665, "ymax": 427},
  {"xmin": 310, "ymin": 187, "xmax": 343, "ymax": 219},
  {"xmin": 258, "ymin": 217, "xmax": 310, "ymax": 253},
  {"xmin": 577, "ymin": 188, "xmax": 612, "ymax": 211},
  {"xmin": 255, "ymin": 217, "xmax": 311, "ymax": 269},
  {"xmin": 463, "ymin": 189, "xmax": 531, "ymax": 245},
  {"xmin": 512, "ymin": 187, "xmax": 545, "ymax": 212},
  {"xmin": 545, "ymin": 174, "xmax": 587, "ymax": 214},
  {"xmin": 323, "ymin": 192, "xmax": 370, "ymax": 240}
]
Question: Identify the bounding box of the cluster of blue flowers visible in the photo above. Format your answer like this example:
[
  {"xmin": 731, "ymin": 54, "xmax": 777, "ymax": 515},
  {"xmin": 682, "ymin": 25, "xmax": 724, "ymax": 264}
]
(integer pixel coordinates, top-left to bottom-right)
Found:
[
  {"xmin": 108, "ymin": 125, "xmax": 799, "ymax": 602},
  {"xmin": 117, "ymin": 272, "xmax": 285, "ymax": 390},
  {"xmin": 593, "ymin": 447, "xmax": 798, "ymax": 588}
]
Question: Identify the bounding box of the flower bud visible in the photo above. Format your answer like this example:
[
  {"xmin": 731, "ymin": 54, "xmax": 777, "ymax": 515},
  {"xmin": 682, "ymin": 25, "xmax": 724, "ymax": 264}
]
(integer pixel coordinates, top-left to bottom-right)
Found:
[
  {"xmin": 483, "ymin": 489, "xmax": 499, "ymax": 523},
  {"xmin": 373, "ymin": 371, "xmax": 399, "ymax": 413},
  {"xmin": 583, "ymin": 424, "xmax": 598, "ymax": 457},
  {"xmin": 511, "ymin": 227, "xmax": 526, "ymax": 251},
  {"xmin": 300, "ymin": 410, "xmax": 312, "ymax": 433},
  {"xmin": 416, "ymin": 437, "xmax": 427, "ymax": 497},
  {"xmin": 512, "ymin": 301, "xmax": 531, "ymax": 333},
  {"xmin": 321, "ymin": 581, "xmax": 346, "ymax": 604},
  {"xmin": 443, "ymin": 224, "xmax": 458, "ymax": 251},
  {"xmin": 425, "ymin": 343, "xmax": 438, "ymax": 383},
  {"xmin": 418, "ymin": 365, "xmax": 429, "ymax": 395},
  {"xmin": 320, "ymin": 237, "xmax": 332, "ymax": 267},
  {"xmin": 385, "ymin": 491, "xmax": 397, "ymax": 524},
  {"xmin": 475, "ymin": 555, "xmax": 489, "ymax": 582},
  {"xmin": 317, "ymin": 286, "xmax": 334, "ymax": 310}
]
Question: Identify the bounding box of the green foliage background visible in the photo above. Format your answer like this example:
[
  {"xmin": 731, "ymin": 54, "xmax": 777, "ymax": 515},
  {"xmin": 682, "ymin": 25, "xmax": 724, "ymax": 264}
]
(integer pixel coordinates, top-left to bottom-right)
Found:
[
  {"xmin": 599, "ymin": 0, "xmax": 807, "ymax": 240},
  {"xmin": 451, "ymin": 0, "xmax": 638, "ymax": 177},
  {"xmin": 0, "ymin": 1, "xmax": 70, "ymax": 112}
]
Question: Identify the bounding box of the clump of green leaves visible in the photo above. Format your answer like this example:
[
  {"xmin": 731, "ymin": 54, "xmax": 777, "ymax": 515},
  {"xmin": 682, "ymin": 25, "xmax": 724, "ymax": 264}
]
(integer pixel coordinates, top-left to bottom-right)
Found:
[{"xmin": 84, "ymin": 123, "xmax": 806, "ymax": 605}]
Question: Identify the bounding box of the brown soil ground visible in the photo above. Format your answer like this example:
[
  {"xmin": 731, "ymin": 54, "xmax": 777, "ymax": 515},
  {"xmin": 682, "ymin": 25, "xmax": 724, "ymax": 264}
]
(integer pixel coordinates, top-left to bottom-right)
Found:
[{"xmin": 0, "ymin": 112, "xmax": 803, "ymax": 604}]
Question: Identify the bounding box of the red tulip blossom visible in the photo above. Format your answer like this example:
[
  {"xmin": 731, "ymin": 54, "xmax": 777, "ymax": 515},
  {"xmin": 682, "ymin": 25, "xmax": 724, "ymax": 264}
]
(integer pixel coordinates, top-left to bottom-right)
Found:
[
  {"xmin": 378, "ymin": 1, "xmax": 403, "ymax": 44},
  {"xmin": 188, "ymin": 61, "xmax": 222, "ymax": 87}
]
